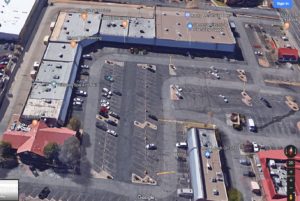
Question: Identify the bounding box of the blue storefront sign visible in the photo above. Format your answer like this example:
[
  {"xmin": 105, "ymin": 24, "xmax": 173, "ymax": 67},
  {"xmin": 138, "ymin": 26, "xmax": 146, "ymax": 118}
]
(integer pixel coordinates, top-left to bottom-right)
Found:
[{"xmin": 273, "ymin": 0, "xmax": 293, "ymax": 8}]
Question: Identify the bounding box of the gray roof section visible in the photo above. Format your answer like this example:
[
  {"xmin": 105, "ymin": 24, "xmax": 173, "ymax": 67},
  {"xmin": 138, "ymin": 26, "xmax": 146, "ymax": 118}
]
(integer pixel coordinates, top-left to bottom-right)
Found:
[
  {"xmin": 52, "ymin": 12, "xmax": 102, "ymax": 42},
  {"xmin": 100, "ymin": 15, "xmax": 129, "ymax": 36},
  {"xmin": 187, "ymin": 128, "xmax": 205, "ymax": 201},
  {"xmin": 29, "ymin": 82, "xmax": 67, "ymax": 100},
  {"xmin": 35, "ymin": 61, "xmax": 73, "ymax": 84},
  {"xmin": 128, "ymin": 18, "xmax": 155, "ymax": 39},
  {"xmin": 43, "ymin": 42, "xmax": 78, "ymax": 62}
]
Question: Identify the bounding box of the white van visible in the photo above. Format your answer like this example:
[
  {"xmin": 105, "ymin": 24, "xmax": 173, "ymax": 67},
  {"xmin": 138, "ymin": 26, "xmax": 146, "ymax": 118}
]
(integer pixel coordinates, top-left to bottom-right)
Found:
[{"xmin": 248, "ymin": 118, "xmax": 257, "ymax": 132}]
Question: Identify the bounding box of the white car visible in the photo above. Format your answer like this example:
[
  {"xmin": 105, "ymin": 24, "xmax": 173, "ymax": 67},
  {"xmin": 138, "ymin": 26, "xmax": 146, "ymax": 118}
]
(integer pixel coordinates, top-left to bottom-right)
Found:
[
  {"xmin": 176, "ymin": 142, "xmax": 187, "ymax": 149},
  {"xmin": 211, "ymin": 72, "xmax": 220, "ymax": 79},
  {"xmin": 81, "ymin": 64, "xmax": 89, "ymax": 69},
  {"xmin": 145, "ymin": 144, "xmax": 157, "ymax": 150},
  {"xmin": 174, "ymin": 85, "xmax": 183, "ymax": 92},
  {"xmin": 252, "ymin": 142, "xmax": 259, "ymax": 152},
  {"xmin": 75, "ymin": 90, "xmax": 87, "ymax": 96},
  {"xmin": 73, "ymin": 98, "xmax": 83, "ymax": 102},
  {"xmin": 82, "ymin": 54, "xmax": 92, "ymax": 59},
  {"xmin": 107, "ymin": 129, "xmax": 117, "ymax": 137},
  {"xmin": 100, "ymin": 103, "xmax": 110, "ymax": 110},
  {"xmin": 73, "ymin": 101, "xmax": 82, "ymax": 106},
  {"xmin": 102, "ymin": 88, "xmax": 109, "ymax": 93},
  {"xmin": 100, "ymin": 99, "xmax": 109, "ymax": 105},
  {"xmin": 102, "ymin": 93, "xmax": 111, "ymax": 99}
]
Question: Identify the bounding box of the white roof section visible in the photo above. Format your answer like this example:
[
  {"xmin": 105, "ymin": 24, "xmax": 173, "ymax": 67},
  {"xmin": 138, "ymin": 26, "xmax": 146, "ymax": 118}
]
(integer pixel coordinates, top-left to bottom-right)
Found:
[
  {"xmin": 128, "ymin": 18, "xmax": 155, "ymax": 39},
  {"xmin": 35, "ymin": 61, "xmax": 73, "ymax": 84},
  {"xmin": 100, "ymin": 15, "xmax": 129, "ymax": 36},
  {"xmin": 0, "ymin": 0, "xmax": 36, "ymax": 35},
  {"xmin": 43, "ymin": 42, "xmax": 78, "ymax": 62},
  {"xmin": 22, "ymin": 99, "xmax": 63, "ymax": 120},
  {"xmin": 50, "ymin": 12, "xmax": 102, "ymax": 42}
]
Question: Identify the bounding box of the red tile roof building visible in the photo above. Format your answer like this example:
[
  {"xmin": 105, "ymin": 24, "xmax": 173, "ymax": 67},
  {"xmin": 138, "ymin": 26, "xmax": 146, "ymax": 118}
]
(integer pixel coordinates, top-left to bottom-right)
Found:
[
  {"xmin": 278, "ymin": 48, "xmax": 299, "ymax": 62},
  {"xmin": 1, "ymin": 120, "xmax": 76, "ymax": 157},
  {"xmin": 258, "ymin": 150, "xmax": 300, "ymax": 201}
]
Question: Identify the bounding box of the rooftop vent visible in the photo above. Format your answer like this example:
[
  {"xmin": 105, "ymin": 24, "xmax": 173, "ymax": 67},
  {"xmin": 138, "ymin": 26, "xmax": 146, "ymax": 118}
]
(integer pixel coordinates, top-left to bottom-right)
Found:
[
  {"xmin": 68, "ymin": 13, "xmax": 72, "ymax": 16},
  {"xmin": 86, "ymin": 28, "xmax": 89, "ymax": 32},
  {"xmin": 62, "ymin": 45, "xmax": 66, "ymax": 49},
  {"xmin": 107, "ymin": 23, "xmax": 111, "ymax": 27},
  {"xmin": 164, "ymin": 28, "xmax": 169, "ymax": 32},
  {"xmin": 63, "ymin": 27, "xmax": 67, "ymax": 30},
  {"xmin": 211, "ymin": 36, "xmax": 215, "ymax": 39},
  {"xmin": 45, "ymin": 100, "xmax": 52, "ymax": 104},
  {"xmin": 53, "ymin": 75, "xmax": 60, "ymax": 79},
  {"xmin": 45, "ymin": 88, "xmax": 51, "ymax": 92},
  {"xmin": 87, "ymin": 20, "xmax": 91, "ymax": 24},
  {"xmin": 220, "ymin": 32, "xmax": 225, "ymax": 36},
  {"xmin": 177, "ymin": 22, "xmax": 181, "ymax": 26},
  {"xmin": 66, "ymin": 20, "xmax": 70, "ymax": 23},
  {"xmin": 112, "ymin": 23, "xmax": 117, "ymax": 27},
  {"xmin": 178, "ymin": 32, "xmax": 182, "ymax": 37},
  {"xmin": 162, "ymin": 12, "xmax": 166, "ymax": 16},
  {"xmin": 59, "ymin": 53, "xmax": 63, "ymax": 58},
  {"xmin": 66, "ymin": 31, "xmax": 69, "ymax": 35},
  {"xmin": 140, "ymin": 30, "xmax": 145, "ymax": 34},
  {"xmin": 176, "ymin": 12, "xmax": 180, "ymax": 15}
]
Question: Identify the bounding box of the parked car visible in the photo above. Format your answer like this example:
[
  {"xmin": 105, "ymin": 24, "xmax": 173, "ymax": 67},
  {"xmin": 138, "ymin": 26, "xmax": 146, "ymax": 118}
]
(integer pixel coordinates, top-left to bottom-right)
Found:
[
  {"xmin": 73, "ymin": 97, "xmax": 83, "ymax": 102},
  {"xmin": 80, "ymin": 70, "xmax": 89, "ymax": 76},
  {"xmin": 109, "ymin": 111, "xmax": 120, "ymax": 119},
  {"xmin": 102, "ymin": 89, "xmax": 112, "ymax": 95},
  {"xmin": 81, "ymin": 64, "xmax": 89, "ymax": 69},
  {"xmin": 211, "ymin": 72, "xmax": 220, "ymax": 79},
  {"xmin": 105, "ymin": 119, "xmax": 117, "ymax": 126},
  {"xmin": 38, "ymin": 187, "xmax": 50, "ymax": 199},
  {"xmin": 239, "ymin": 159, "xmax": 251, "ymax": 166},
  {"xmin": 107, "ymin": 129, "xmax": 117, "ymax": 137},
  {"xmin": 82, "ymin": 54, "xmax": 92, "ymax": 59},
  {"xmin": 252, "ymin": 142, "xmax": 259, "ymax": 152},
  {"xmin": 176, "ymin": 142, "xmax": 188, "ymax": 149},
  {"xmin": 73, "ymin": 101, "xmax": 82, "ymax": 106},
  {"xmin": 260, "ymin": 97, "xmax": 271, "ymax": 108},
  {"xmin": 100, "ymin": 103, "xmax": 110, "ymax": 110},
  {"xmin": 243, "ymin": 171, "xmax": 255, "ymax": 177},
  {"xmin": 104, "ymin": 75, "xmax": 114, "ymax": 82},
  {"xmin": 148, "ymin": 114, "xmax": 158, "ymax": 121},
  {"xmin": 145, "ymin": 144, "xmax": 157, "ymax": 150},
  {"xmin": 102, "ymin": 92, "xmax": 111, "ymax": 99},
  {"xmin": 96, "ymin": 122, "xmax": 107, "ymax": 131},
  {"xmin": 113, "ymin": 90, "xmax": 122, "ymax": 96},
  {"xmin": 100, "ymin": 99, "xmax": 109, "ymax": 105},
  {"xmin": 75, "ymin": 90, "xmax": 87, "ymax": 96}
]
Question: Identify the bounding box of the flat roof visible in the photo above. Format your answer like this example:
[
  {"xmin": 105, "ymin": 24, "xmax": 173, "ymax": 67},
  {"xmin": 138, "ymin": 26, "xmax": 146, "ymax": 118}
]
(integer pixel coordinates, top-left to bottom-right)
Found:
[
  {"xmin": 35, "ymin": 61, "xmax": 73, "ymax": 84},
  {"xmin": 0, "ymin": 0, "xmax": 36, "ymax": 36},
  {"xmin": 79, "ymin": 3, "xmax": 155, "ymax": 18},
  {"xmin": 128, "ymin": 18, "xmax": 155, "ymax": 39},
  {"xmin": 198, "ymin": 129, "xmax": 228, "ymax": 201},
  {"xmin": 51, "ymin": 12, "xmax": 102, "ymax": 42},
  {"xmin": 43, "ymin": 42, "xmax": 78, "ymax": 62},
  {"xmin": 156, "ymin": 7, "xmax": 235, "ymax": 44},
  {"xmin": 29, "ymin": 83, "xmax": 67, "ymax": 100},
  {"xmin": 100, "ymin": 15, "xmax": 129, "ymax": 36},
  {"xmin": 22, "ymin": 99, "xmax": 63, "ymax": 120}
]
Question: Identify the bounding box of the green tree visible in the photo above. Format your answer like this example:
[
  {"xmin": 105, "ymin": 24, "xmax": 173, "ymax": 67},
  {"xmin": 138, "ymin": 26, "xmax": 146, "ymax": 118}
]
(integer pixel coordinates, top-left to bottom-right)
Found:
[
  {"xmin": 228, "ymin": 188, "xmax": 243, "ymax": 201},
  {"xmin": 44, "ymin": 142, "xmax": 60, "ymax": 160},
  {"xmin": 0, "ymin": 141, "xmax": 13, "ymax": 158},
  {"xmin": 67, "ymin": 117, "xmax": 81, "ymax": 132},
  {"xmin": 58, "ymin": 137, "xmax": 81, "ymax": 168}
]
